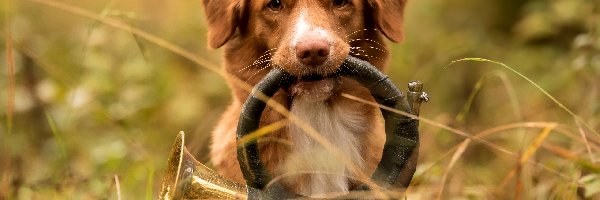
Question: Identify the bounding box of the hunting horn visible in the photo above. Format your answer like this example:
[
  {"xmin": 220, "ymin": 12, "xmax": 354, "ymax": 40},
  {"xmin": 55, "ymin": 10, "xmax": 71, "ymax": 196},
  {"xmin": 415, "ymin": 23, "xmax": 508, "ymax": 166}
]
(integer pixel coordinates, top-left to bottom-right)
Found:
[
  {"xmin": 236, "ymin": 56, "xmax": 429, "ymax": 198},
  {"xmin": 159, "ymin": 131, "xmax": 248, "ymax": 199}
]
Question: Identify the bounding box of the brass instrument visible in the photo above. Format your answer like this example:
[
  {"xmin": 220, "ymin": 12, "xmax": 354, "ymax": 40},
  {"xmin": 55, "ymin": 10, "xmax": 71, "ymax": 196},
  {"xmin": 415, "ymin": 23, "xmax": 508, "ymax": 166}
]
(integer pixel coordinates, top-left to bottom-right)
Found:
[{"xmin": 159, "ymin": 132, "xmax": 247, "ymax": 199}]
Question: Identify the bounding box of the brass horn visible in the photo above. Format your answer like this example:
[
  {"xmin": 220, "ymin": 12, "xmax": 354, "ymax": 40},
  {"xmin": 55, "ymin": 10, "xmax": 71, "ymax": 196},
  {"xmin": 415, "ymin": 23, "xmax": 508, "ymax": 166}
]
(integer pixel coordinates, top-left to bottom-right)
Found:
[{"xmin": 159, "ymin": 132, "xmax": 247, "ymax": 199}]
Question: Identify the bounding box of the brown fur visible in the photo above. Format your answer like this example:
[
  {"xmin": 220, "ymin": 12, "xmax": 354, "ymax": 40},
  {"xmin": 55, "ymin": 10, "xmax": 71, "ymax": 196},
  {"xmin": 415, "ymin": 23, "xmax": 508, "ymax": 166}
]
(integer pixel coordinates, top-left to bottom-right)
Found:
[{"xmin": 202, "ymin": 0, "xmax": 407, "ymax": 196}]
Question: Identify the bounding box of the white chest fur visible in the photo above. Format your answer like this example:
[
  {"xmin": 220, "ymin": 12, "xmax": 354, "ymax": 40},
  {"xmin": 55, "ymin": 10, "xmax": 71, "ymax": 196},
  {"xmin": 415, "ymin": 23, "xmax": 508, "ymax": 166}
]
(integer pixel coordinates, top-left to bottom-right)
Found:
[{"xmin": 282, "ymin": 99, "xmax": 367, "ymax": 197}]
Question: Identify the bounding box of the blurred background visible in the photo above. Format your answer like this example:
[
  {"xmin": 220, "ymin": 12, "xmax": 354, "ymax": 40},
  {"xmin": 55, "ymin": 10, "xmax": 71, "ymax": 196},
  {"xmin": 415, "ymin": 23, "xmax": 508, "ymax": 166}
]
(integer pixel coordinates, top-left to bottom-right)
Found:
[{"xmin": 1, "ymin": 0, "xmax": 599, "ymax": 199}]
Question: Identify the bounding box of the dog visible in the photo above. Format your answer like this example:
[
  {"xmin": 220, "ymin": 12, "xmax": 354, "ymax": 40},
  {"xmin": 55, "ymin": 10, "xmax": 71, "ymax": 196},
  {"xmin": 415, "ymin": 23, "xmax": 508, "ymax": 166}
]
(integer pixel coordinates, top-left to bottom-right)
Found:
[{"xmin": 202, "ymin": 0, "xmax": 408, "ymax": 197}]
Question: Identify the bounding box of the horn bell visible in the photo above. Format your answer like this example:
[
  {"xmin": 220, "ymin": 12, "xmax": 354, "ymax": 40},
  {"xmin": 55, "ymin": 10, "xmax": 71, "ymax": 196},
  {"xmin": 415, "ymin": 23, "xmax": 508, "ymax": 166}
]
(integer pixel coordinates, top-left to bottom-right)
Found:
[{"xmin": 160, "ymin": 131, "xmax": 247, "ymax": 199}]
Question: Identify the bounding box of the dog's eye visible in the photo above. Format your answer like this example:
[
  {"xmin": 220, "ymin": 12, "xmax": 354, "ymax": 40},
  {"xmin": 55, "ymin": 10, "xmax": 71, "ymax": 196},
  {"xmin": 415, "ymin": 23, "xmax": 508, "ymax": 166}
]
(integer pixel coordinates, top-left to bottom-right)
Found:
[
  {"xmin": 332, "ymin": 0, "xmax": 349, "ymax": 7},
  {"xmin": 267, "ymin": 0, "xmax": 283, "ymax": 11}
]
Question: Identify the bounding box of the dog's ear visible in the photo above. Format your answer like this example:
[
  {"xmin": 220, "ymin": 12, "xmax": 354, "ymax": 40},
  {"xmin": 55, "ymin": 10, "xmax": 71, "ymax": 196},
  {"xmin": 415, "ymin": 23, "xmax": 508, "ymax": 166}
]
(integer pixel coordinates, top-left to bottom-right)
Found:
[
  {"xmin": 202, "ymin": 0, "xmax": 244, "ymax": 48},
  {"xmin": 369, "ymin": 0, "xmax": 407, "ymax": 43}
]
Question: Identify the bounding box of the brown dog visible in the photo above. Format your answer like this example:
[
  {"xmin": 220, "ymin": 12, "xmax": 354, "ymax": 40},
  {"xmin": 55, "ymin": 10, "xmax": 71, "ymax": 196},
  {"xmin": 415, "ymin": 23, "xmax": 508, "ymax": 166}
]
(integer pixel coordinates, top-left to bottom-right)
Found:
[{"xmin": 202, "ymin": 0, "xmax": 407, "ymax": 197}]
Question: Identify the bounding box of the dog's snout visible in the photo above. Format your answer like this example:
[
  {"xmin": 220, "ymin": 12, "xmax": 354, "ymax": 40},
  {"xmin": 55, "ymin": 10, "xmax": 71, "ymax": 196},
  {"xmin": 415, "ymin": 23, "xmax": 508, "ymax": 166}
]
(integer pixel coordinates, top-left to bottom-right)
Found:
[{"xmin": 295, "ymin": 39, "xmax": 329, "ymax": 66}]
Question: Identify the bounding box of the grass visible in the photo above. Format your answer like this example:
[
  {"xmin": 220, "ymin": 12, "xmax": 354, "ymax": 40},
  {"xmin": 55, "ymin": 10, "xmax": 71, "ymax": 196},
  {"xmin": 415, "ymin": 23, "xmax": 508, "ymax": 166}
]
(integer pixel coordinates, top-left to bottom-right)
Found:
[
  {"xmin": 446, "ymin": 57, "xmax": 598, "ymax": 136},
  {"xmin": 2, "ymin": 0, "xmax": 599, "ymax": 199}
]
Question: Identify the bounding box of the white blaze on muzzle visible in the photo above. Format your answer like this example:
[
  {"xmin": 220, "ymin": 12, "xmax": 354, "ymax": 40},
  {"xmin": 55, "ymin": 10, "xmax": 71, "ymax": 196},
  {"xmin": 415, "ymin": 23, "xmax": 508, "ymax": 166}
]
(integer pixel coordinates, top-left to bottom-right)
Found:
[{"xmin": 291, "ymin": 10, "xmax": 332, "ymax": 48}]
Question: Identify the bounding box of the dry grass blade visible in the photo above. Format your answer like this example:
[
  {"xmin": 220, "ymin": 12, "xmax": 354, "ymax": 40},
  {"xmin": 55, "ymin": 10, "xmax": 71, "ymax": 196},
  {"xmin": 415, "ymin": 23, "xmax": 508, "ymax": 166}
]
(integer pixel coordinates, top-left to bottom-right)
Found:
[
  {"xmin": 499, "ymin": 125, "xmax": 556, "ymax": 192},
  {"xmin": 542, "ymin": 143, "xmax": 600, "ymax": 173},
  {"xmin": 114, "ymin": 175, "xmax": 122, "ymax": 200},
  {"xmin": 500, "ymin": 124, "xmax": 557, "ymax": 188},
  {"xmin": 445, "ymin": 58, "xmax": 598, "ymax": 137},
  {"xmin": 145, "ymin": 166, "xmax": 155, "ymax": 200},
  {"xmin": 25, "ymin": 0, "xmax": 381, "ymax": 192},
  {"xmin": 475, "ymin": 122, "xmax": 556, "ymax": 140},
  {"xmin": 12, "ymin": 43, "xmax": 73, "ymax": 85},
  {"xmin": 498, "ymin": 166, "xmax": 518, "ymax": 194},
  {"xmin": 474, "ymin": 122, "xmax": 600, "ymax": 151},
  {"xmin": 437, "ymin": 139, "xmax": 471, "ymax": 200},
  {"xmin": 5, "ymin": 3, "xmax": 15, "ymax": 135},
  {"xmin": 520, "ymin": 125, "xmax": 556, "ymax": 164},
  {"xmin": 0, "ymin": 172, "xmax": 9, "ymax": 199},
  {"xmin": 44, "ymin": 110, "xmax": 67, "ymax": 158},
  {"xmin": 575, "ymin": 119, "xmax": 595, "ymax": 163},
  {"xmin": 237, "ymin": 120, "xmax": 289, "ymax": 146},
  {"xmin": 2, "ymin": 0, "xmax": 15, "ymax": 195},
  {"xmin": 409, "ymin": 138, "xmax": 473, "ymax": 189}
]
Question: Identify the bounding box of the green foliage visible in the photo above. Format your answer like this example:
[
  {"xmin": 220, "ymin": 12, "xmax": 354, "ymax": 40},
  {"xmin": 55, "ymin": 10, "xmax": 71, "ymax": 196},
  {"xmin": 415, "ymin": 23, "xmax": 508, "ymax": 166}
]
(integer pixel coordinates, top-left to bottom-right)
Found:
[{"xmin": 1, "ymin": 0, "xmax": 599, "ymax": 199}]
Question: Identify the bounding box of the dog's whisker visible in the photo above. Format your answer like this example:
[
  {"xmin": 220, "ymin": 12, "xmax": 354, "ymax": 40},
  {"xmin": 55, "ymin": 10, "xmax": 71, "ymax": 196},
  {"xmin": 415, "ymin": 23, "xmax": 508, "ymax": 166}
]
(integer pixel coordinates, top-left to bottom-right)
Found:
[
  {"xmin": 237, "ymin": 49, "xmax": 278, "ymax": 74},
  {"xmin": 341, "ymin": 63, "xmax": 361, "ymax": 77},
  {"xmin": 350, "ymin": 46, "xmax": 385, "ymax": 61},
  {"xmin": 349, "ymin": 52, "xmax": 385, "ymax": 62},
  {"xmin": 248, "ymin": 48, "xmax": 277, "ymax": 65},
  {"xmin": 259, "ymin": 48, "xmax": 278, "ymax": 56},
  {"xmin": 237, "ymin": 63, "xmax": 265, "ymax": 74},
  {"xmin": 251, "ymin": 49, "xmax": 276, "ymax": 63},
  {"xmin": 364, "ymin": 46, "xmax": 386, "ymax": 53},
  {"xmin": 348, "ymin": 40, "xmax": 385, "ymax": 50},
  {"xmin": 343, "ymin": 28, "xmax": 377, "ymax": 39},
  {"xmin": 251, "ymin": 53, "xmax": 274, "ymax": 65},
  {"xmin": 349, "ymin": 48, "xmax": 367, "ymax": 54},
  {"xmin": 247, "ymin": 63, "xmax": 272, "ymax": 80},
  {"xmin": 347, "ymin": 38, "xmax": 387, "ymax": 50},
  {"xmin": 253, "ymin": 54, "xmax": 273, "ymax": 64},
  {"xmin": 344, "ymin": 28, "xmax": 382, "ymax": 40},
  {"xmin": 237, "ymin": 59, "xmax": 273, "ymax": 74},
  {"xmin": 349, "ymin": 47, "xmax": 364, "ymax": 51}
]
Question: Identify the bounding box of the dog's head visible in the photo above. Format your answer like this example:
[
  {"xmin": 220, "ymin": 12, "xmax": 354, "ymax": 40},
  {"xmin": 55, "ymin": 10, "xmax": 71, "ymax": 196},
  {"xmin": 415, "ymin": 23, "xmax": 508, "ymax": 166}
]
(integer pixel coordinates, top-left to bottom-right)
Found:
[{"xmin": 203, "ymin": 0, "xmax": 407, "ymax": 100}]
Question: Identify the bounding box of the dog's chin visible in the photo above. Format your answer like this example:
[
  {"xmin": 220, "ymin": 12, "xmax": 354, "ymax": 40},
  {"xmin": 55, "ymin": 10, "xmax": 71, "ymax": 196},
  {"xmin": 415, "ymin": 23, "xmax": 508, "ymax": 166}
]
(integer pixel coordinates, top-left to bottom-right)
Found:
[{"xmin": 288, "ymin": 76, "xmax": 340, "ymax": 102}]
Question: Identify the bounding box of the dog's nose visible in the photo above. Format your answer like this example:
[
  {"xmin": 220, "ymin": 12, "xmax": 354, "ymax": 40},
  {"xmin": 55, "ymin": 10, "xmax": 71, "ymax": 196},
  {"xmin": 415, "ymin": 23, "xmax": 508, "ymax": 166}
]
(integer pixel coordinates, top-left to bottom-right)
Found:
[{"xmin": 296, "ymin": 40, "xmax": 329, "ymax": 66}]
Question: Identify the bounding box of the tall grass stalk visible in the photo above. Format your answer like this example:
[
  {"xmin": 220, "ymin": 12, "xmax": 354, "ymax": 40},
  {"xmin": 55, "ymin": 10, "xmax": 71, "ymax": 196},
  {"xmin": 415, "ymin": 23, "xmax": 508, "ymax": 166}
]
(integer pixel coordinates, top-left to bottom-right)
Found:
[{"xmin": 445, "ymin": 58, "xmax": 599, "ymax": 136}]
